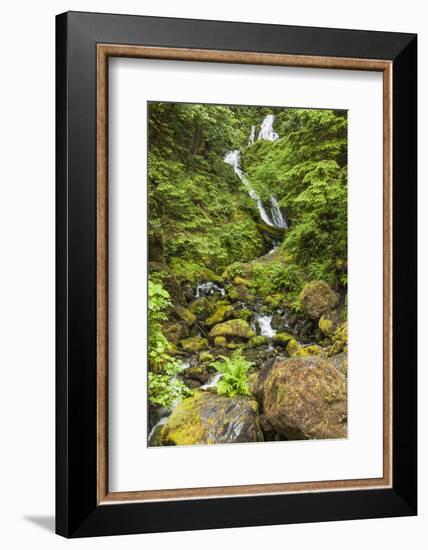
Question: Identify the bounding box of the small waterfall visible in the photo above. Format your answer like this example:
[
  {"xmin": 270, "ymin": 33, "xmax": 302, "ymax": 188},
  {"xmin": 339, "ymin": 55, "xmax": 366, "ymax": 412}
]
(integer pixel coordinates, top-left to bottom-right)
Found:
[
  {"xmin": 195, "ymin": 281, "xmax": 225, "ymax": 298},
  {"xmin": 269, "ymin": 197, "xmax": 287, "ymax": 229},
  {"xmin": 224, "ymin": 150, "xmax": 274, "ymax": 226},
  {"xmin": 200, "ymin": 372, "xmax": 222, "ymax": 390},
  {"xmin": 255, "ymin": 313, "xmax": 277, "ymax": 338},
  {"xmin": 248, "ymin": 125, "xmax": 256, "ymax": 145},
  {"xmin": 258, "ymin": 114, "xmax": 279, "ymax": 142}
]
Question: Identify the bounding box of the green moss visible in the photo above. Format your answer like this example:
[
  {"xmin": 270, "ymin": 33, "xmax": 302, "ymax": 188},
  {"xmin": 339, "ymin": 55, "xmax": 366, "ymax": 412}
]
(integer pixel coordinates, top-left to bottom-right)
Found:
[
  {"xmin": 236, "ymin": 309, "xmax": 253, "ymax": 322},
  {"xmin": 160, "ymin": 394, "xmax": 205, "ymax": 445},
  {"xmin": 249, "ymin": 335, "xmax": 267, "ymax": 348},
  {"xmin": 199, "ymin": 351, "xmax": 214, "ymax": 363},
  {"xmin": 162, "ymin": 322, "xmax": 182, "ymax": 344},
  {"xmin": 214, "ymin": 336, "xmax": 227, "ymax": 347},
  {"xmin": 188, "ymin": 297, "xmax": 212, "ymax": 318},
  {"xmin": 174, "ymin": 304, "xmax": 196, "ymax": 326},
  {"xmin": 286, "ymin": 338, "xmax": 309, "ymax": 357},
  {"xmin": 264, "ymin": 294, "xmax": 286, "ymax": 310},
  {"xmin": 233, "ymin": 276, "xmax": 252, "ymax": 287},
  {"xmin": 180, "ymin": 336, "xmax": 208, "ymax": 352},
  {"xmin": 209, "ymin": 319, "xmax": 255, "ymax": 340},
  {"xmin": 319, "ymin": 315, "xmax": 334, "ymax": 337},
  {"xmin": 272, "ymin": 332, "xmax": 294, "ymax": 347},
  {"xmin": 205, "ymin": 304, "xmax": 234, "ymax": 327}
]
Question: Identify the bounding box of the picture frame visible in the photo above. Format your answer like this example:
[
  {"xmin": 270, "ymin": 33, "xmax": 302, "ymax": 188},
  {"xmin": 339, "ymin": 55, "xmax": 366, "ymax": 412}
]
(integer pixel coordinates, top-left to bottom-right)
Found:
[{"xmin": 56, "ymin": 11, "xmax": 417, "ymax": 538}]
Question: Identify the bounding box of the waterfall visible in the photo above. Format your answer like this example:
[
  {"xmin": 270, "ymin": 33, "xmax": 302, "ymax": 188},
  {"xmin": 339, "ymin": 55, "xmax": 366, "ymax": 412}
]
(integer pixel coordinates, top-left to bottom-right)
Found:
[
  {"xmin": 269, "ymin": 197, "xmax": 287, "ymax": 229},
  {"xmin": 258, "ymin": 114, "xmax": 279, "ymax": 142},
  {"xmin": 224, "ymin": 150, "xmax": 274, "ymax": 226},
  {"xmin": 255, "ymin": 313, "xmax": 277, "ymax": 338}
]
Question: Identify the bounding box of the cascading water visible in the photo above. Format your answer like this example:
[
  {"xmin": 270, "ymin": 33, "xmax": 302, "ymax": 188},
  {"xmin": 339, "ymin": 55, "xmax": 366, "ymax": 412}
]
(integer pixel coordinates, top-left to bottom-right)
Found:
[
  {"xmin": 255, "ymin": 313, "xmax": 277, "ymax": 338},
  {"xmin": 224, "ymin": 114, "xmax": 287, "ymax": 231},
  {"xmin": 224, "ymin": 150, "xmax": 274, "ymax": 227},
  {"xmin": 195, "ymin": 281, "xmax": 225, "ymax": 298},
  {"xmin": 258, "ymin": 114, "xmax": 279, "ymax": 141}
]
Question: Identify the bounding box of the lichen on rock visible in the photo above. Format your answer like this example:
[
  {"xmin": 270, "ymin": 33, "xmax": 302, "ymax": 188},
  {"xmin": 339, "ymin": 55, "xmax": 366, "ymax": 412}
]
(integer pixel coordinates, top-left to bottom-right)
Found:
[{"xmin": 299, "ymin": 280, "xmax": 339, "ymax": 320}]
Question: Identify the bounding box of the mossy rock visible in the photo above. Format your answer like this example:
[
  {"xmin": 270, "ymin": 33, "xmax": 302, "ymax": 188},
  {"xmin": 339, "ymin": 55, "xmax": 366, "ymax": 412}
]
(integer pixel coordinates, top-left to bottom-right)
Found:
[
  {"xmin": 227, "ymin": 341, "xmax": 241, "ymax": 350},
  {"xmin": 174, "ymin": 304, "xmax": 196, "ymax": 326},
  {"xmin": 249, "ymin": 335, "xmax": 267, "ymax": 348},
  {"xmin": 208, "ymin": 319, "xmax": 255, "ymax": 341},
  {"xmin": 263, "ymin": 357, "xmax": 347, "ymax": 440},
  {"xmin": 205, "ymin": 304, "xmax": 234, "ymax": 327},
  {"xmin": 286, "ymin": 338, "xmax": 308, "ymax": 357},
  {"xmin": 319, "ymin": 315, "xmax": 334, "ymax": 337},
  {"xmin": 180, "ymin": 336, "xmax": 208, "ymax": 352},
  {"xmin": 235, "ymin": 308, "xmax": 253, "ymax": 322},
  {"xmin": 199, "ymin": 351, "xmax": 214, "ymax": 363},
  {"xmin": 183, "ymin": 366, "xmax": 209, "ymax": 385},
  {"xmin": 214, "ymin": 336, "xmax": 227, "ymax": 347},
  {"xmin": 299, "ymin": 281, "xmax": 339, "ymax": 320},
  {"xmin": 160, "ymin": 392, "xmax": 263, "ymax": 445},
  {"xmin": 328, "ymin": 322, "xmax": 348, "ymax": 356},
  {"xmin": 162, "ymin": 322, "xmax": 187, "ymax": 345},
  {"xmin": 329, "ymin": 352, "xmax": 348, "ymax": 377},
  {"xmin": 227, "ymin": 283, "xmax": 252, "ymax": 303},
  {"xmin": 271, "ymin": 314, "xmax": 284, "ymax": 330},
  {"xmin": 272, "ymin": 332, "xmax": 294, "ymax": 347},
  {"xmin": 304, "ymin": 344, "xmax": 327, "ymax": 358},
  {"xmin": 233, "ymin": 276, "xmax": 252, "ymax": 287},
  {"xmin": 187, "ymin": 297, "xmax": 213, "ymax": 321}
]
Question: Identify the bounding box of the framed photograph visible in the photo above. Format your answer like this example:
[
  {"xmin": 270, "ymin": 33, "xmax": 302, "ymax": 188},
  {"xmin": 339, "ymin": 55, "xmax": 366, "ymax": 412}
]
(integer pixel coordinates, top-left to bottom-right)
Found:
[{"xmin": 56, "ymin": 11, "xmax": 417, "ymax": 538}]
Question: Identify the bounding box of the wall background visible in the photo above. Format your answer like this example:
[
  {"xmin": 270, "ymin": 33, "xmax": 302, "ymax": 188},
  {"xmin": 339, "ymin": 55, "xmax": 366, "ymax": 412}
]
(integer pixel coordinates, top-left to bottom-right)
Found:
[{"xmin": 0, "ymin": 1, "xmax": 424, "ymax": 547}]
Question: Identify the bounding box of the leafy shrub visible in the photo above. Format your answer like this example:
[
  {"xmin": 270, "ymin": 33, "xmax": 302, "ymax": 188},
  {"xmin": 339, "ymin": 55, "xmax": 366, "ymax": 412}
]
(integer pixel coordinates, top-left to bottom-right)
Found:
[
  {"xmin": 148, "ymin": 277, "xmax": 191, "ymax": 409},
  {"xmin": 210, "ymin": 348, "xmax": 253, "ymax": 397}
]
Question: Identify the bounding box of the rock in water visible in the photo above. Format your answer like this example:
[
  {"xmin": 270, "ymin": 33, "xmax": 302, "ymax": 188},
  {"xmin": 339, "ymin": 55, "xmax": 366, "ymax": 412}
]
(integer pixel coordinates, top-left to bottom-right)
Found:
[
  {"xmin": 160, "ymin": 392, "xmax": 264, "ymax": 445},
  {"xmin": 299, "ymin": 280, "xmax": 339, "ymax": 320},
  {"xmin": 263, "ymin": 357, "xmax": 347, "ymax": 440}
]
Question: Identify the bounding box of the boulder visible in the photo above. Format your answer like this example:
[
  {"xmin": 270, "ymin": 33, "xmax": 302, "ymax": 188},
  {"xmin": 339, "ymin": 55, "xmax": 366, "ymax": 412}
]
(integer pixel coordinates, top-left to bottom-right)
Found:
[
  {"xmin": 162, "ymin": 322, "xmax": 188, "ymax": 345},
  {"xmin": 208, "ymin": 319, "xmax": 255, "ymax": 341},
  {"xmin": 183, "ymin": 366, "xmax": 209, "ymax": 385},
  {"xmin": 272, "ymin": 332, "xmax": 294, "ymax": 347},
  {"xmin": 160, "ymin": 392, "xmax": 264, "ymax": 445},
  {"xmin": 249, "ymin": 335, "xmax": 267, "ymax": 348},
  {"xmin": 286, "ymin": 339, "xmax": 326, "ymax": 358},
  {"xmin": 174, "ymin": 304, "xmax": 196, "ymax": 326},
  {"xmin": 271, "ymin": 314, "xmax": 284, "ymax": 330},
  {"xmin": 263, "ymin": 357, "xmax": 347, "ymax": 440},
  {"xmin": 205, "ymin": 304, "xmax": 234, "ymax": 327},
  {"xmin": 328, "ymin": 322, "xmax": 348, "ymax": 356},
  {"xmin": 180, "ymin": 336, "xmax": 208, "ymax": 353},
  {"xmin": 199, "ymin": 351, "xmax": 214, "ymax": 363},
  {"xmin": 318, "ymin": 315, "xmax": 334, "ymax": 337},
  {"xmin": 214, "ymin": 336, "xmax": 227, "ymax": 347},
  {"xmin": 187, "ymin": 296, "xmax": 213, "ymax": 321},
  {"xmin": 299, "ymin": 281, "xmax": 339, "ymax": 320},
  {"xmin": 329, "ymin": 352, "xmax": 348, "ymax": 377}
]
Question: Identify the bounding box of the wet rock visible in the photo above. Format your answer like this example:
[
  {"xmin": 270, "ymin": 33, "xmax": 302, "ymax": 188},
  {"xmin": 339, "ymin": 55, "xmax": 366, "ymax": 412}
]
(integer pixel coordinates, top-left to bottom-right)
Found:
[
  {"xmin": 263, "ymin": 357, "xmax": 347, "ymax": 440},
  {"xmin": 183, "ymin": 366, "xmax": 209, "ymax": 385},
  {"xmin": 299, "ymin": 280, "xmax": 339, "ymax": 320},
  {"xmin": 208, "ymin": 319, "xmax": 255, "ymax": 341},
  {"xmin": 271, "ymin": 314, "xmax": 284, "ymax": 330},
  {"xmin": 160, "ymin": 392, "xmax": 264, "ymax": 445}
]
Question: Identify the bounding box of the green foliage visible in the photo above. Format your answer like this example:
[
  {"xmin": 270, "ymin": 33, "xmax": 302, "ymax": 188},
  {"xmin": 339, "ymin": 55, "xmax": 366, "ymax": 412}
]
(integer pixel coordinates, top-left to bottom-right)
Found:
[
  {"xmin": 252, "ymin": 260, "xmax": 304, "ymax": 297},
  {"xmin": 210, "ymin": 348, "xmax": 253, "ymax": 397},
  {"xmin": 148, "ymin": 277, "xmax": 190, "ymax": 409}
]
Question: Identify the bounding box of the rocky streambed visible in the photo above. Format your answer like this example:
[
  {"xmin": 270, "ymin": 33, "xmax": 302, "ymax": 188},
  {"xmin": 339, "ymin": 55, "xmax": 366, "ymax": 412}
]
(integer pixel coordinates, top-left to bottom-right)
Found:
[{"xmin": 148, "ymin": 257, "xmax": 348, "ymax": 447}]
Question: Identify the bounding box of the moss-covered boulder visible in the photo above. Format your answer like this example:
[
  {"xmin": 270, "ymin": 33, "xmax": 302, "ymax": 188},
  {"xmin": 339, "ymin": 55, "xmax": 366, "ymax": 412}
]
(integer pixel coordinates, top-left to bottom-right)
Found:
[
  {"xmin": 160, "ymin": 392, "xmax": 264, "ymax": 445},
  {"xmin": 319, "ymin": 315, "xmax": 334, "ymax": 337},
  {"xmin": 214, "ymin": 336, "xmax": 227, "ymax": 347},
  {"xmin": 187, "ymin": 296, "xmax": 213, "ymax": 321},
  {"xmin": 249, "ymin": 335, "xmax": 267, "ymax": 348},
  {"xmin": 328, "ymin": 322, "xmax": 348, "ymax": 356},
  {"xmin": 174, "ymin": 304, "xmax": 196, "ymax": 326},
  {"xmin": 286, "ymin": 338, "xmax": 308, "ymax": 357},
  {"xmin": 205, "ymin": 304, "xmax": 234, "ymax": 327},
  {"xmin": 263, "ymin": 357, "xmax": 347, "ymax": 440},
  {"xmin": 208, "ymin": 319, "xmax": 255, "ymax": 341},
  {"xmin": 299, "ymin": 281, "xmax": 339, "ymax": 320},
  {"xmin": 199, "ymin": 351, "xmax": 214, "ymax": 363},
  {"xmin": 272, "ymin": 332, "xmax": 294, "ymax": 347},
  {"xmin": 180, "ymin": 336, "xmax": 208, "ymax": 352},
  {"xmin": 162, "ymin": 322, "xmax": 188, "ymax": 345}
]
